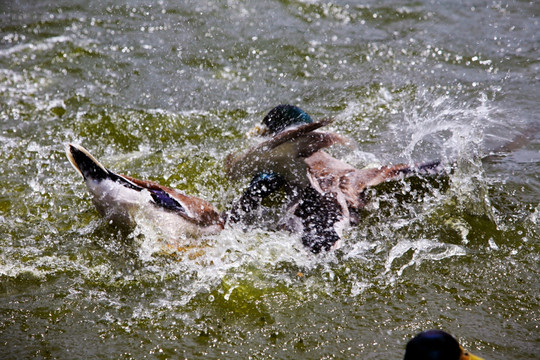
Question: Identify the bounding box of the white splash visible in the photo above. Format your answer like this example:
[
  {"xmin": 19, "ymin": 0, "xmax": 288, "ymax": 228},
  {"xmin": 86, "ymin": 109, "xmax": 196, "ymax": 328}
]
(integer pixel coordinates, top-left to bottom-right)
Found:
[{"xmin": 385, "ymin": 239, "xmax": 466, "ymax": 278}]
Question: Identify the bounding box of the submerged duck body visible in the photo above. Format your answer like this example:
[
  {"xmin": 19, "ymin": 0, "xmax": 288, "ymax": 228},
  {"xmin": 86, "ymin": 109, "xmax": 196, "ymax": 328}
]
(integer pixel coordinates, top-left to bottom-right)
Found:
[
  {"xmin": 66, "ymin": 144, "xmax": 224, "ymax": 241},
  {"xmin": 404, "ymin": 330, "xmax": 484, "ymax": 360},
  {"xmin": 227, "ymin": 105, "xmax": 442, "ymax": 253}
]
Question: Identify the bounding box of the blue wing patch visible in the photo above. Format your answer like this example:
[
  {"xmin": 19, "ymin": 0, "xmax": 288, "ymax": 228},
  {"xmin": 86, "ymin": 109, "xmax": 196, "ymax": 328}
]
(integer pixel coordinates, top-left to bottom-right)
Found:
[{"xmin": 149, "ymin": 189, "xmax": 187, "ymax": 214}]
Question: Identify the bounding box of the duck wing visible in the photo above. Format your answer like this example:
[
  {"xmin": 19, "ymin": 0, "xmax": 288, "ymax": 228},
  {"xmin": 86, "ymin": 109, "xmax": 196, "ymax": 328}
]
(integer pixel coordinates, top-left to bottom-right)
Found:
[
  {"xmin": 121, "ymin": 175, "xmax": 223, "ymax": 228},
  {"xmin": 305, "ymin": 151, "xmax": 442, "ymax": 210},
  {"xmin": 66, "ymin": 144, "xmax": 224, "ymax": 229}
]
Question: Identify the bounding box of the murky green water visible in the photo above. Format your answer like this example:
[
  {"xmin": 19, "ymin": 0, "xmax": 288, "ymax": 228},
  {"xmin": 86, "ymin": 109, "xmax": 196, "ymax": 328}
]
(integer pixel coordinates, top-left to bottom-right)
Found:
[{"xmin": 1, "ymin": 1, "xmax": 539, "ymax": 359}]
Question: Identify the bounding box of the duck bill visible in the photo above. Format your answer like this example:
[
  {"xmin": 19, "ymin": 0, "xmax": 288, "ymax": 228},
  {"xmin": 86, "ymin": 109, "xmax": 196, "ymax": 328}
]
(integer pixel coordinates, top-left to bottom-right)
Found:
[
  {"xmin": 247, "ymin": 124, "xmax": 270, "ymax": 137},
  {"xmin": 460, "ymin": 347, "xmax": 485, "ymax": 360},
  {"xmin": 465, "ymin": 353, "xmax": 484, "ymax": 360}
]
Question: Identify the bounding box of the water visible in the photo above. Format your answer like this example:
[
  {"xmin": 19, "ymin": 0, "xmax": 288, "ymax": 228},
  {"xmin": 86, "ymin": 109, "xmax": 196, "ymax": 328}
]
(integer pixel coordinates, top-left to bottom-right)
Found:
[{"xmin": 1, "ymin": 1, "xmax": 539, "ymax": 359}]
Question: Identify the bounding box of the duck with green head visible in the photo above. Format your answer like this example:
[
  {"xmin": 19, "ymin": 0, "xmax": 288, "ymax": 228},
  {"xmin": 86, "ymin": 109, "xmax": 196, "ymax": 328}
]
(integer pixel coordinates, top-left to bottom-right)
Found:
[
  {"xmin": 227, "ymin": 105, "xmax": 442, "ymax": 253},
  {"xmin": 404, "ymin": 330, "xmax": 484, "ymax": 360}
]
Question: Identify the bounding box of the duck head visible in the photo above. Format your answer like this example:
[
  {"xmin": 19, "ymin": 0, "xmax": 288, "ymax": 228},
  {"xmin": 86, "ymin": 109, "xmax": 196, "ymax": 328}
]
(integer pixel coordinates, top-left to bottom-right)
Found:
[
  {"xmin": 261, "ymin": 104, "xmax": 314, "ymax": 135},
  {"xmin": 228, "ymin": 105, "xmax": 348, "ymax": 182},
  {"xmin": 404, "ymin": 330, "xmax": 484, "ymax": 360}
]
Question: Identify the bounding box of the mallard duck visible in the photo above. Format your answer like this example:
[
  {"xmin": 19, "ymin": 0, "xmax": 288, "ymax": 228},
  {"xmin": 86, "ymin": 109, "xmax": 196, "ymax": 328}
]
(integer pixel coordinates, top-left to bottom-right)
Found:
[
  {"xmin": 404, "ymin": 330, "xmax": 484, "ymax": 360},
  {"xmin": 66, "ymin": 144, "xmax": 224, "ymax": 241},
  {"xmin": 227, "ymin": 105, "xmax": 442, "ymax": 253},
  {"xmin": 227, "ymin": 108, "xmax": 350, "ymax": 187}
]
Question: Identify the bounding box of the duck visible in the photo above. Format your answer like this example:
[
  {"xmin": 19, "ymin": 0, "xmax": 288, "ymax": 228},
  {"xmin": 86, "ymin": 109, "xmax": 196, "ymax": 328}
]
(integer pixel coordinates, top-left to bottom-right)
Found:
[
  {"xmin": 66, "ymin": 144, "xmax": 224, "ymax": 245},
  {"xmin": 404, "ymin": 330, "xmax": 484, "ymax": 360},
  {"xmin": 226, "ymin": 105, "xmax": 442, "ymax": 253},
  {"xmin": 226, "ymin": 106, "xmax": 350, "ymax": 187}
]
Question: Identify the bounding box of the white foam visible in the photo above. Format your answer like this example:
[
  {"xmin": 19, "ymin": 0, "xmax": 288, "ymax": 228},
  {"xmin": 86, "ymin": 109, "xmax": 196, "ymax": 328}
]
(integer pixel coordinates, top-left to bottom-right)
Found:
[{"xmin": 0, "ymin": 35, "xmax": 73, "ymax": 57}]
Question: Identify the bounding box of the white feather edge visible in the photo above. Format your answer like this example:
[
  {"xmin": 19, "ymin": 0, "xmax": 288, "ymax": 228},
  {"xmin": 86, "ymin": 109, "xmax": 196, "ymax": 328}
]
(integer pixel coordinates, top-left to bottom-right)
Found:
[
  {"xmin": 65, "ymin": 143, "xmax": 141, "ymax": 189},
  {"xmin": 65, "ymin": 143, "xmax": 108, "ymax": 179}
]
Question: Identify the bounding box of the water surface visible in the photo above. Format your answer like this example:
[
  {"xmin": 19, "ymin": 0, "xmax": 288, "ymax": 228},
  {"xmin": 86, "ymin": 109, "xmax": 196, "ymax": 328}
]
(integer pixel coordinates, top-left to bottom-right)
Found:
[{"xmin": 1, "ymin": 1, "xmax": 539, "ymax": 359}]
